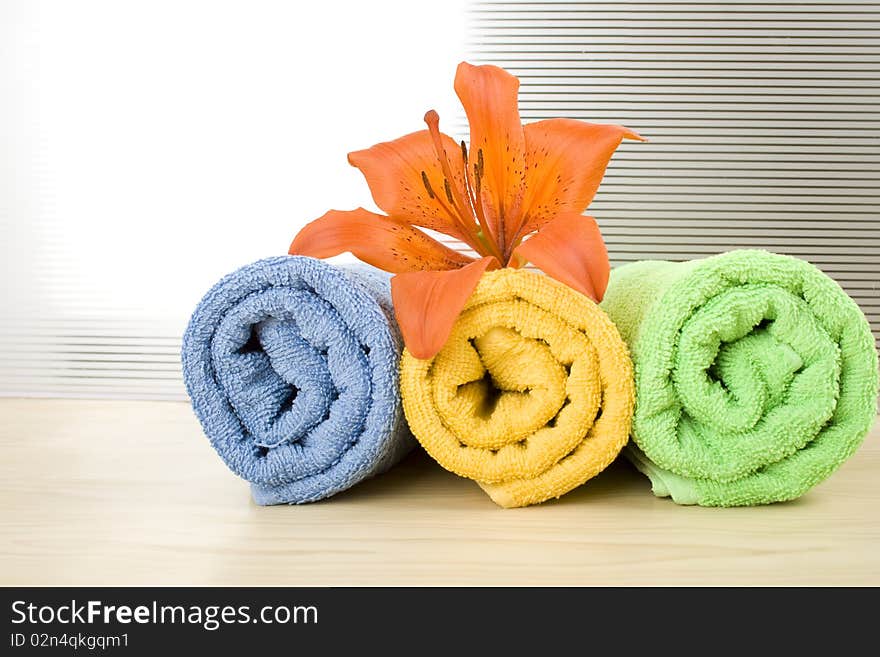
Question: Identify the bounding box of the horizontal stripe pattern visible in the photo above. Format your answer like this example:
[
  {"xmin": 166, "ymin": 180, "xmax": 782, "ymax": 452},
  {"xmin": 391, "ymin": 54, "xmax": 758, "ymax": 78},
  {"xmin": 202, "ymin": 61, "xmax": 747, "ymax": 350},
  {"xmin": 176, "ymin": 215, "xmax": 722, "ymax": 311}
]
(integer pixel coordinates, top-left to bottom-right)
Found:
[
  {"xmin": 0, "ymin": 319, "xmax": 186, "ymax": 399},
  {"xmin": 2, "ymin": 0, "xmax": 877, "ymax": 399},
  {"xmin": 467, "ymin": 0, "xmax": 880, "ymax": 347}
]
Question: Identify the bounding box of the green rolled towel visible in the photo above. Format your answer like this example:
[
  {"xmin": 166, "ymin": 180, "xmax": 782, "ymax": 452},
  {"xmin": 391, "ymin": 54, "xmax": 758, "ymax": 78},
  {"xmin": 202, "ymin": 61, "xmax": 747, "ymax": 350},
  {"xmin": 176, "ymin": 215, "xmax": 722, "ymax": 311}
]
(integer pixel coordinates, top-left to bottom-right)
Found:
[{"xmin": 601, "ymin": 250, "xmax": 878, "ymax": 507}]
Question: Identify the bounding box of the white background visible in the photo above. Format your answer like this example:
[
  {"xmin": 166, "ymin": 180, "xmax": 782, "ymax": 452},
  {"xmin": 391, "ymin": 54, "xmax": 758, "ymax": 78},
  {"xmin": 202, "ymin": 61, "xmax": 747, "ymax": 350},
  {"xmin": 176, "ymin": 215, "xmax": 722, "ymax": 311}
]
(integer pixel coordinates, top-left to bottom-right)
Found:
[
  {"xmin": 2, "ymin": 0, "xmax": 468, "ymax": 309},
  {"xmin": 1, "ymin": 0, "xmax": 467, "ymax": 396}
]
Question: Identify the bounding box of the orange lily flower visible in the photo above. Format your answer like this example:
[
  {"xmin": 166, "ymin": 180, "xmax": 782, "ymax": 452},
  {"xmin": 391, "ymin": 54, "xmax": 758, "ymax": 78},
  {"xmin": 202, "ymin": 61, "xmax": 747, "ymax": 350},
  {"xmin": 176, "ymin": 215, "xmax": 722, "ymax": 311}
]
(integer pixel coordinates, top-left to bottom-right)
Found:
[{"xmin": 290, "ymin": 62, "xmax": 644, "ymax": 359}]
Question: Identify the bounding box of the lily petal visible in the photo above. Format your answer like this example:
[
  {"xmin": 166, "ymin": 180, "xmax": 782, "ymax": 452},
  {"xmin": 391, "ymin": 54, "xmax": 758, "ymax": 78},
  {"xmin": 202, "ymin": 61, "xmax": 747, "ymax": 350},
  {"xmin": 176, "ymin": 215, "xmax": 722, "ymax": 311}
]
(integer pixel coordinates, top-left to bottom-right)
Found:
[
  {"xmin": 454, "ymin": 62, "xmax": 526, "ymax": 256},
  {"xmin": 348, "ymin": 130, "xmax": 475, "ymax": 243},
  {"xmin": 391, "ymin": 256, "xmax": 497, "ymax": 359},
  {"xmin": 513, "ymin": 213, "xmax": 610, "ymax": 302},
  {"xmin": 518, "ymin": 119, "xmax": 645, "ymax": 236},
  {"xmin": 289, "ymin": 208, "xmax": 474, "ymax": 273}
]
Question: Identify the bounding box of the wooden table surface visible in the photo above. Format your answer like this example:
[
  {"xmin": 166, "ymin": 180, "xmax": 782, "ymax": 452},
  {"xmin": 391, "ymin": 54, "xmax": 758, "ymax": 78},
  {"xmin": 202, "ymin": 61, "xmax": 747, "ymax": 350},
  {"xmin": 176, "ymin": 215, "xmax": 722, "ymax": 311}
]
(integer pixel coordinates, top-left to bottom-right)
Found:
[{"xmin": 0, "ymin": 398, "xmax": 877, "ymax": 586}]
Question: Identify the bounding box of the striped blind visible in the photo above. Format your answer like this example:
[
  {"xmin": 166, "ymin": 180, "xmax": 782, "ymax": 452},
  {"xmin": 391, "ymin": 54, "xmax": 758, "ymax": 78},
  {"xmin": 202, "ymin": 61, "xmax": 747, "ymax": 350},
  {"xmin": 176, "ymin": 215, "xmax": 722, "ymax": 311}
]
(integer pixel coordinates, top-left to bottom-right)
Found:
[
  {"xmin": 2, "ymin": 1, "xmax": 877, "ymax": 400},
  {"xmin": 468, "ymin": 0, "xmax": 880, "ymax": 347}
]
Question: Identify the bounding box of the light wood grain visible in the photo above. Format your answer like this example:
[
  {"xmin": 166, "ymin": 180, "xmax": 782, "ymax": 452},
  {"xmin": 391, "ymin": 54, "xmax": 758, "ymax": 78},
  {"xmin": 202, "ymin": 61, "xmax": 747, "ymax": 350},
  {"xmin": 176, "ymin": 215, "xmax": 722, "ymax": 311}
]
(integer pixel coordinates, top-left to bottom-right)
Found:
[{"xmin": 0, "ymin": 398, "xmax": 877, "ymax": 585}]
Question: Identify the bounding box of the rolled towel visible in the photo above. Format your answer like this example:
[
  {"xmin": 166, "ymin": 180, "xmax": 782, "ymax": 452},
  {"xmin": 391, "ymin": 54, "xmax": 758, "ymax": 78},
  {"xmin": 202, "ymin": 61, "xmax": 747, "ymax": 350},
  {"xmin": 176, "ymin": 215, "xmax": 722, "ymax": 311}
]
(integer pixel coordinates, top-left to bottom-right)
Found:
[
  {"xmin": 400, "ymin": 268, "xmax": 634, "ymax": 508},
  {"xmin": 601, "ymin": 249, "xmax": 879, "ymax": 507},
  {"xmin": 181, "ymin": 255, "xmax": 413, "ymax": 504}
]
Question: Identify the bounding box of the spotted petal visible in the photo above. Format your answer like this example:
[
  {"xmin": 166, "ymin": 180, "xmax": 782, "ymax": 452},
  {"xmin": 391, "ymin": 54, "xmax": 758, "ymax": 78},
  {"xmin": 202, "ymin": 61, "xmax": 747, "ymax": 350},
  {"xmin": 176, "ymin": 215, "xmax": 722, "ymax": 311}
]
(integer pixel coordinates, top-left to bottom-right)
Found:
[{"xmin": 289, "ymin": 208, "xmax": 474, "ymax": 273}]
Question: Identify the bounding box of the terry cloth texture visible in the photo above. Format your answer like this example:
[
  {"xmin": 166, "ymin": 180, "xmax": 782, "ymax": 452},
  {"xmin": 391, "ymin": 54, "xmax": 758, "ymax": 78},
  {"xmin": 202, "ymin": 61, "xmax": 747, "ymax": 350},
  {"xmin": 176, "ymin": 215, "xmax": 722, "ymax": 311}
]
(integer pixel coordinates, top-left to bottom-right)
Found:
[
  {"xmin": 400, "ymin": 268, "xmax": 634, "ymax": 508},
  {"xmin": 182, "ymin": 255, "xmax": 413, "ymax": 505},
  {"xmin": 601, "ymin": 249, "xmax": 879, "ymax": 507}
]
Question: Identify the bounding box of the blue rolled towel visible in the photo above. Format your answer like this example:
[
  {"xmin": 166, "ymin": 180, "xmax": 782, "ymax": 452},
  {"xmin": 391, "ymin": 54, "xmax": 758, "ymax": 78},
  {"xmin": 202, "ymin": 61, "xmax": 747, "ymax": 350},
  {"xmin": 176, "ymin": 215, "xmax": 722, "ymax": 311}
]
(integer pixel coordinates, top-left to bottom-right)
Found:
[{"xmin": 181, "ymin": 255, "xmax": 413, "ymax": 504}]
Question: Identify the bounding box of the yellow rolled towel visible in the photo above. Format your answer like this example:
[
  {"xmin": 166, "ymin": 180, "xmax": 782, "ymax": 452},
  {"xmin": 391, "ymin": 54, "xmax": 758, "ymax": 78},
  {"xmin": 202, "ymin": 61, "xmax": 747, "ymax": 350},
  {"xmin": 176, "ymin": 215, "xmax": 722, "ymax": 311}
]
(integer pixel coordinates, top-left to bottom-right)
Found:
[{"xmin": 400, "ymin": 268, "xmax": 634, "ymax": 508}]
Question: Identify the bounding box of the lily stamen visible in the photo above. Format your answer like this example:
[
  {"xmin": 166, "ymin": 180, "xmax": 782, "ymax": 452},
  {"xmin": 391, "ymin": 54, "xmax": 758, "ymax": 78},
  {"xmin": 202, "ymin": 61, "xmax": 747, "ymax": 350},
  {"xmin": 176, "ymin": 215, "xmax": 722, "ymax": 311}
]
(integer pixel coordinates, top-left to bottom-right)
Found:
[
  {"xmin": 420, "ymin": 171, "xmax": 436, "ymax": 199},
  {"xmin": 443, "ymin": 179, "xmax": 455, "ymax": 206},
  {"xmin": 421, "ymin": 169, "xmax": 484, "ymax": 253},
  {"xmin": 460, "ymin": 140, "xmax": 494, "ymax": 249},
  {"xmin": 423, "ymin": 111, "xmax": 477, "ymax": 227},
  {"xmin": 424, "ymin": 110, "xmax": 503, "ymax": 262}
]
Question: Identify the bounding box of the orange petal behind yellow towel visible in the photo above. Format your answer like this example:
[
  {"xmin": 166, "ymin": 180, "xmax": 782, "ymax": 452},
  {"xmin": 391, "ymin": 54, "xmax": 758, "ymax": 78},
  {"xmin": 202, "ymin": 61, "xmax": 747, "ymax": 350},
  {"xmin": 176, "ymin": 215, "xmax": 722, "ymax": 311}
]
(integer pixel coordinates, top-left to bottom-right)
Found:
[{"xmin": 400, "ymin": 268, "xmax": 634, "ymax": 508}]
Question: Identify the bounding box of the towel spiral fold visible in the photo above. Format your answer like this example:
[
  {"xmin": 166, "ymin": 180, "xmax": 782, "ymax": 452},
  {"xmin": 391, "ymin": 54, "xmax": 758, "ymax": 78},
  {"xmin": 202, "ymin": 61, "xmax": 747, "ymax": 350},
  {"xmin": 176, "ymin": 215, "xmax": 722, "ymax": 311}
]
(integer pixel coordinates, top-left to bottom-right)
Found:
[
  {"xmin": 182, "ymin": 256, "xmax": 412, "ymax": 504},
  {"xmin": 400, "ymin": 268, "xmax": 634, "ymax": 508},
  {"xmin": 601, "ymin": 250, "xmax": 879, "ymax": 506}
]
